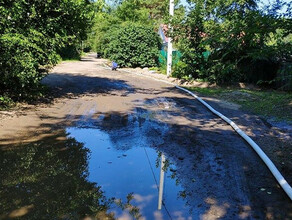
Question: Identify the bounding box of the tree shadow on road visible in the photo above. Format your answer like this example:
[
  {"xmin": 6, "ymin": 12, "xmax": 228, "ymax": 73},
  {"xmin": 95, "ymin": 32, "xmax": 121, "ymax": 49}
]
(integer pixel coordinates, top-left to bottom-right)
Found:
[{"xmin": 42, "ymin": 72, "xmax": 135, "ymax": 100}]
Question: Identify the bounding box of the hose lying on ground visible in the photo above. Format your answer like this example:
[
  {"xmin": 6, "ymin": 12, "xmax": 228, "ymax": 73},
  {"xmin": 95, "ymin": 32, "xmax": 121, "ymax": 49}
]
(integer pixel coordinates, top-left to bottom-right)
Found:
[
  {"xmin": 176, "ymin": 85, "xmax": 292, "ymax": 201},
  {"xmin": 103, "ymin": 65, "xmax": 292, "ymax": 201}
]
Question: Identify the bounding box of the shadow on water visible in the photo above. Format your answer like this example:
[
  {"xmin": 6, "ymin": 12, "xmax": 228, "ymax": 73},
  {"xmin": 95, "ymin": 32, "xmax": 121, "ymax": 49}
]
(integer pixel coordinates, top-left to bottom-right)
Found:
[{"xmin": 0, "ymin": 131, "xmax": 142, "ymax": 220}]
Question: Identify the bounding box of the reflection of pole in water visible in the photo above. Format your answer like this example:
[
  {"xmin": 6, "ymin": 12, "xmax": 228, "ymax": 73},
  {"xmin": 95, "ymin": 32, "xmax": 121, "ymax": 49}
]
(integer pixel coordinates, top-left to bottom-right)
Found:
[{"xmin": 158, "ymin": 153, "xmax": 166, "ymax": 210}]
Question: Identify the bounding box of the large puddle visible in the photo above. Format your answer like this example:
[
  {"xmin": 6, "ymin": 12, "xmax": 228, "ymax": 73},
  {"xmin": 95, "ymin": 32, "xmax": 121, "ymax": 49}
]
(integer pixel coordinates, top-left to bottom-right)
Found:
[
  {"xmin": 67, "ymin": 127, "xmax": 191, "ymax": 219},
  {"xmin": 0, "ymin": 110, "xmax": 195, "ymax": 219},
  {"xmin": 2, "ymin": 101, "xmax": 292, "ymax": 219}
]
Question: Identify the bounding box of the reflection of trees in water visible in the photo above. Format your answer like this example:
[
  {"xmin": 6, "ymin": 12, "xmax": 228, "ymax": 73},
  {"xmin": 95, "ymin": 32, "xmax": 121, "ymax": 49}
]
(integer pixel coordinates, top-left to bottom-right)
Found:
[
  {"xmin": 155, "ymin": 152, "xmax": 193, "ymax": 211},
  {"xmin": 0, "ymin": 134, "xmax": 113, "ymax": 219},
  {"xmin": 96, "ymin": 111, "xmax": 168, "ymax": 151},
  {"xmin": 115, "ymin": 193, "xmax": 142, "ymax": 219},
  {"xmin": 95, "ymin": 111, "xmax": 194, "ymax": 215}
]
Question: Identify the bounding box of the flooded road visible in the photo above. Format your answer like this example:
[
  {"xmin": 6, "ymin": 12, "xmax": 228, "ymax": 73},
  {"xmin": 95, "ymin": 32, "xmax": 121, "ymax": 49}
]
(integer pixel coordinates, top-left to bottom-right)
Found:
[{"xmin": 0, "ymin": 54, "xmax": 291, "ymax": 219}]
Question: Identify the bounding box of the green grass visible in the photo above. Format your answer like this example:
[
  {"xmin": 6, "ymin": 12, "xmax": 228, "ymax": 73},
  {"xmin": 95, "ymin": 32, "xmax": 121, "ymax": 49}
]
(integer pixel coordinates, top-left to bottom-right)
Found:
[
  {"xmin": 188, "ymin": 87, "xmax": 292, "ymax": 123},
  {"xmin": 187, "ymin": 87, "xmax": 232, "ymax": 96},
  {"xmin": 149, "ymin": 67, "xmax": 160, "ymax": 71}
]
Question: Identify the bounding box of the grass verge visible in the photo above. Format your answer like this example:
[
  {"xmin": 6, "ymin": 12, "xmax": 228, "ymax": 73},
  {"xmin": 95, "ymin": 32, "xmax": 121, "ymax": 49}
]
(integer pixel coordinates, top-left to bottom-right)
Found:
[{"xmin": 187, "ymin": 87, "xmax": 292, "ymax": 124}]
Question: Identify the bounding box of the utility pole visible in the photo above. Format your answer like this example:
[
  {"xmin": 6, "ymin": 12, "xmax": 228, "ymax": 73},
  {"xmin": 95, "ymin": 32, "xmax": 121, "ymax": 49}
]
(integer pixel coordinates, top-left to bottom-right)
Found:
[{"xmin": 166, "ymin": 0, "xmax": 174, "ymax": 77}]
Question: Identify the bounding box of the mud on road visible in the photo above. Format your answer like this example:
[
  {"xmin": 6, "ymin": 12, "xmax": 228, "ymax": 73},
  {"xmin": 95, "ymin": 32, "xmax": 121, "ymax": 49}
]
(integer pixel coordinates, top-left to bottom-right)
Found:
[{"xmin": 0, "ymin": 54, "xmax": 291, "ymax": 219}]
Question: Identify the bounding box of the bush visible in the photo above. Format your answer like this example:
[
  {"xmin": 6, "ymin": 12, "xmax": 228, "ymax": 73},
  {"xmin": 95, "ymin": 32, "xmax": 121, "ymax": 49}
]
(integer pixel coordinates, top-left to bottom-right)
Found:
[
  {"xmin": 0, "ymin": 0, "xmax": 94, "ymax": 104},
  {"xmin": 0, "ymin": 96, "xmax": 13, "ymax": 109},
  {"xmin": 58, "ymin": 44, "xmax": 81, "ymax": 60},
  {"xmin": 0, "ymin": 34, "xmax": 46, "ymax": 100},
  {"xmin": 104, "ymin": 25, "xmax": 161, "ymax": 68},
  {"xmin": 276, "ymin": 62, "xmax": 292, "ymax": 90},
  {"xmin": 172, "ymin": 61, "xmax": 189, "ymax": 78}
]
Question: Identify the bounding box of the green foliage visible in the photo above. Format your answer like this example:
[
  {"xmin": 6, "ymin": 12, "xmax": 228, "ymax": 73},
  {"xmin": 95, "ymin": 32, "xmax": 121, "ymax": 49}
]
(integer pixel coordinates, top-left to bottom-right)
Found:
[
  {"xmin": 173, "ymin": 0, "xmax": 292, "ymax": 87},
  {"xmin": 0, "ymin": 34, "xmax": 44, "ymax": 100},
  {"xmin": 276, "ymin": 62, "xmax": 292, "ymax": 90},
  {"xmin": 172, "ymin": 1, "xmax": 207, "ymax": 79},
  {"xmin": 0, "ymin": 0, "xmax": 95, "ymax": 103},
  {"xmin": 188, "ymin": 86, "xmax": 292, "ymax": 122},
  {"xmin": 0, "ymin": 96, "xmax": 13, "ymax": 109},
  {"xmin": 89, "ymin": 12, "xmax": 122, "ymax": 53},
  {"xmin": 104, "ymin": 25, "xmax": 161, "ymax": 67},
  {"xmin": 172, "ymin": 61, "xmax": 189, "ymax": 78},
  {"xmin": 108, "ymin": 0, "xmax": 174, "ymax": 22},
  {"xmin": 89, "ymin": 0, "xmax": 185, "ymax": 58},
  {"xmin": 58, "ymin": 44, "xmax": 81, "ymax": 60},
  {"xmin": 115, "ymin": 0, "xmax": 150, "ymax": 23}
]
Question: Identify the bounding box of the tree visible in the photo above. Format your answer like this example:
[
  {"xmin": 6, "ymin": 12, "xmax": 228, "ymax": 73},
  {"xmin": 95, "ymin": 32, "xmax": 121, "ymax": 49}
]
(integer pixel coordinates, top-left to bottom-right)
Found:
[
  {"xmin": 172, "ymin": 0, "xmax": 292, "ymax": 85},
  {"xmin": 0, "ymin": 0, "xmax": 95, "ymax": 102},
  {"xmin": 172, "ymin": 1, "xmax": 207, "ymax": 79}
]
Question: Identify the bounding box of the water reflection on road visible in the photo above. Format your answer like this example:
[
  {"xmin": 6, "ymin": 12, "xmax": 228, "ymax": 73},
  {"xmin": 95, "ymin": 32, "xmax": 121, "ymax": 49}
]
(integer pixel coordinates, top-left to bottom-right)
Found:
[
  {"xmin": 67, "ymin": 127, "xmax": 192, "ymax": 219},
  {"xmin": 0, "ymin": 132, "xmax": 113, "ymax": 219}
]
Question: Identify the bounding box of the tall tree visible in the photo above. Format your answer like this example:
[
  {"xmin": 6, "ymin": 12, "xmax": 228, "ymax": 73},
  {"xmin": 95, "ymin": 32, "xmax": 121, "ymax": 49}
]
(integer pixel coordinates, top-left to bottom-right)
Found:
[{"xmin": 172, "ymin": 0, "xmax": 292, "ymax": 85}]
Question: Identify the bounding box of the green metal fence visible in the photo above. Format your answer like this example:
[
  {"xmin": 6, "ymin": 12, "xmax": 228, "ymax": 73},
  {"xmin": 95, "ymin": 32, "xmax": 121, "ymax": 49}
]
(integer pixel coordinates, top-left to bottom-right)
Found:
[
  {"xmin": 159, "ymin": 50, "xmax": 210, "ymax": 65},
  {"xmin": 159, "ymin": 50, "xmax": 182, "ymax": 65}
]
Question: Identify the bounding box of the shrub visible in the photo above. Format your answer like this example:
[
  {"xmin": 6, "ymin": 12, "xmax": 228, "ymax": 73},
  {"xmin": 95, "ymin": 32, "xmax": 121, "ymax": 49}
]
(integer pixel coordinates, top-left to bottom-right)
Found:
[
  {"xmin": 0, "ymin": 96, "xmax": 13, "ymax": 109},
  {"xmin": 276, "ymin": 62, "xmax": 292, "ymax": 90},
  {"xmin": 0, "ymin": 34, "xmax": 46, "ymax": 100},
  {"xmin": 58, "ymin": 44, "xmax": 81, "ymax": 60},
  {"xmin": 104, "ymin": 25, "xmax": 161, "ymax": 68},
  {"xmin": 172, "ymin": 61, "xmax": 189, "ymax": 78}
]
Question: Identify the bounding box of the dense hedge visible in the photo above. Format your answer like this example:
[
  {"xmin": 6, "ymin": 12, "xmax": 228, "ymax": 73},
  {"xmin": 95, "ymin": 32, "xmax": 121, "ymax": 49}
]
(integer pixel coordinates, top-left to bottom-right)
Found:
[{"xmin": 104, "ymin": 25, "xmax": 161, "ymax": 68}]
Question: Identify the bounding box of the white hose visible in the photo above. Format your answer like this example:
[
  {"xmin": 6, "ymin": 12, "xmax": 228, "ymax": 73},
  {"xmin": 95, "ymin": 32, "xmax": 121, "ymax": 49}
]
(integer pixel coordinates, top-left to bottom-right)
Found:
[
  {"xmin": 175, "ymin": 85, "xmax": 292, "ymax": 201},
  {"xmin": 117, "ymin": 68, "xmax": 292, "ymax": 201},
  {"xmin": 101, "ymin": 65, "xmax": 292, "ymax": 200}
]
